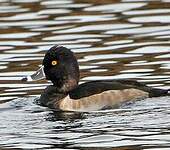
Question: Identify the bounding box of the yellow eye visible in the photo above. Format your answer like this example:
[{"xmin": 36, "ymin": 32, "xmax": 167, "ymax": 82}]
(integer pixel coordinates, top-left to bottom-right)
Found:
[{"xmin": 51, "ymin": 60, "xmax": 58, "ymax": 66}]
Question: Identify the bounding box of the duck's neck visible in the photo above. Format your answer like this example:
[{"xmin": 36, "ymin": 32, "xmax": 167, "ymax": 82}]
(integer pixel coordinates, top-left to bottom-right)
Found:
[{"xmin": 54, "ymin": 77, "xmax": 78, "ymax": 93}]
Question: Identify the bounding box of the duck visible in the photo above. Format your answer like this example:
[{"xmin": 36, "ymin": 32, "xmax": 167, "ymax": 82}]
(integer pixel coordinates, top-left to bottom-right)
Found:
[{"xmin": 22, "ymin": 45, "xmax": 169, "ymax": 112}]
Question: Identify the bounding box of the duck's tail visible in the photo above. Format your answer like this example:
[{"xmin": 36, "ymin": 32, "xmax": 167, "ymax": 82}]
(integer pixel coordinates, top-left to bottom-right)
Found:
[{"xmin": 149, "ymin": 88, "xmax": 170, "ymax": 97}]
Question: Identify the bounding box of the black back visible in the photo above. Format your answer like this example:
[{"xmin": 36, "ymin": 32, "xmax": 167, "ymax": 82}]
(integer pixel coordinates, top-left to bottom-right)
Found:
[{"xmin": 69, "ymin": 79, "xmax": 169, "ymax": 99}]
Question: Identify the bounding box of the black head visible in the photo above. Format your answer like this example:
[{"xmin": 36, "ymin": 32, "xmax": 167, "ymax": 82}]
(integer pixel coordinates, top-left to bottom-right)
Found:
[{"xmin": 43, "ymin": 45, "xmax": 80, "ymax": 93}]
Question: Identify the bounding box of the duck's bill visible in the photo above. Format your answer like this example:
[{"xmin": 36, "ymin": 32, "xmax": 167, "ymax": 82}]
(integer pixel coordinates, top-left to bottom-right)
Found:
[{"xmin": 22, "ymin": 66, "xmax": 45, "ymax": 82}]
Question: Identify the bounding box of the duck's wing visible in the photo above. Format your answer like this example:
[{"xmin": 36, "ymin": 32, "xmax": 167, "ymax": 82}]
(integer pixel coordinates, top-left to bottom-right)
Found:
[{"xmin": 69, "ymin": 79, "xmax": 169, "ymax": 99}]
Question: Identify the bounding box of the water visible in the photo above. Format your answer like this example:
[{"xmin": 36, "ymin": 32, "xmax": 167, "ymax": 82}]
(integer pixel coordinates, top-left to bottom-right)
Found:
[{"xmin": 0, "ymin": 0, "xmax": 170, "ymax": 149}]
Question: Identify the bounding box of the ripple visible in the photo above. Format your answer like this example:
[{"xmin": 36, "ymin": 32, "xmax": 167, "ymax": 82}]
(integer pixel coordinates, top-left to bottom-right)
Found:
[
  {"xmin": 41, "ymin": 1, "xmax": 72, "ymax": 5},
  {"xmin": 0, "ymin": 12, "xmax": 47, "ymax": 21},
  {"xmin": 156, "ymin": 35, "xmax": 170, "ymax": 39},
  {"xmin": 129, "ymin": 15, "xmax": 170, "ymax": 23},
  {"xmin": 5, "ymin": 48, "xmax": 43, "ymax": 54},
  {"xmin": 79, "ymin": 65, "xmax": 98, "ymax": 70},
  {"xmin": 38, "ymin": 8, "xmax": 71, "ymax": 15},
  {"xmin": 138, "ymin": 75, "xmax": 170, "ymax": 79},
  {"xmin": 0, "ymin": 66, "xmax": 7, "ymax": 69},
  {"xmin": 92, "ymin": 60, "xmax": 117, "ymax": 65},
  {"xmin": 0, "ymin": 83, "xmax": 47, "ymax": 89},
  {"xmin": 0, "ymin": 32, "xmax": 40, "ymax": 39},
  {"xmin": 81, "ymin": 54, "xmax": 142, "ymax": 61},
  {"xmin": 13, "ymin": 0, "xmax": 40, "ymax": 2},
  {"xmin": 127, "ymin": 46, "xmax": 170, "ymax": 54},
  {"xmin": 121, "ymin": 69, "xmax": 154, "ymax": 73},
  {"xmin": 124, "ymin": 9, "xmax": 170, "ymax": 15},
  {"xmin": 73, "ymin": 139, "xmax": 168, "ymax": 148},
  {"xmin": 90, "ymin": 69, "xmax": 108, "ymax": 72},
  {"xmin": 134, "ymin": 30, "xmax": 170, "ymax": 38},
  {"xmin": 0, "ymin": 20, "xmax": 68, "ymax": 27},
  {"xmin": 71, "ymin": 134, "xmax": 124, "ymax": 143},
  {"xmin": 43, "ymin": 34, "xmax": 110, "ymax": 41},
  {"xmin": 0, "ymin": 46, "xmax": 13, "ymax": 50},
  {"xmin": 0, "ymin": 92, "xmax": 26, "ymax": 96},
  {"xmin": 160, "ymin": 63, "xmax": 170, "ymax": 69},
  {"xmin": 156, "ymin": 54, "xmax": 170, "ymax": 58},
  {"xmin": 31, "ymin": 25, "xmax": 75, "ymax": 32},
  {"xmin": 83, "ymin": 73, "xmax": 150, "ymax": 80},
  {"xmin": 0, "ymin": 53, "xmax": 43, "ymax": 61},
  {"xmin": 0, "ymin": 5, "xmax": 29, "ymax": 13},
  {"xmin": 126, "ymin": 60, "xmax": 170, "ymax": 66},
  {"xmin": 146, "ymin": 148, "xmax": 170, "ymax": 150},
  {"xmin": 104, "ymin": 39, "xmax": 134, "ymax": 45},
  {"xmin": 106, "ymin": 26, "xmax": 170, "ymax": 35},
  {"xmin": 55, "ymin": 14, "xmax": 115, "ymax": 23},
  {"xmin": 84, "ymin": 3, "xmax": 147, "ymax": 12},
  {"xmin": 55, "ymin": 24, "xmax": 141, "ymax": 34},
  {"xmin": 46, "ymin": 3, "xmax": 91, "ymax": 9}
]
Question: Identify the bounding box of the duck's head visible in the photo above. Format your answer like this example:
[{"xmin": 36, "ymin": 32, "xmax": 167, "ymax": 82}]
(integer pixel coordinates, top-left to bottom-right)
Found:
[{"xmin": 23, "ymin": 45, "xmax": 80, "ymax": 93}]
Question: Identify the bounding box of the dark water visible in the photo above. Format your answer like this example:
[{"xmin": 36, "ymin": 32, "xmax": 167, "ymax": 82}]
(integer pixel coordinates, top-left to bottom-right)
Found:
[{"xmin": 0, "ymin": 0, "xmax": 170, "ymax": 149}]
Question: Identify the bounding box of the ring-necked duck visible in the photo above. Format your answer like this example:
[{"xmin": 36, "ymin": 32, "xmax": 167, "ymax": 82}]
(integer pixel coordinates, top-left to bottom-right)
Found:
[{"xmin": 22, "ymin": 45, "xmax": 169, "ymax": 112}]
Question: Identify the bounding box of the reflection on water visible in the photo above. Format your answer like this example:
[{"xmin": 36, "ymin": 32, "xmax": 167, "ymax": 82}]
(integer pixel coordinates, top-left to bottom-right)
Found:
[{"xmin": 0, "ymin": 0, "xmax": 170, "ymax": 149}]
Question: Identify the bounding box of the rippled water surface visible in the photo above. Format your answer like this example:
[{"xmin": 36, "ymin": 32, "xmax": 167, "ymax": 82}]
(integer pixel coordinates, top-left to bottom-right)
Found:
[{"xmin": 0, "ymin": 0, "xmax": 170, "ymax": 149}]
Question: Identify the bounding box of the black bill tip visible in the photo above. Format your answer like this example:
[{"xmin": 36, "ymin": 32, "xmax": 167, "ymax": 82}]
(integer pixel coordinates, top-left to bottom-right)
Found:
[{"xmin": 21, "ymin": 77, "xmax": 28, "ymax": 82}]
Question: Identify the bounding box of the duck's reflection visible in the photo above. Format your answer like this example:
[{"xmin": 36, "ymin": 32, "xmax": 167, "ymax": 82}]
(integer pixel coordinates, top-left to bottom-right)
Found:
[{"xmin": 46, "ymin": 111, "xmax": 86, "ymax": 122}]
